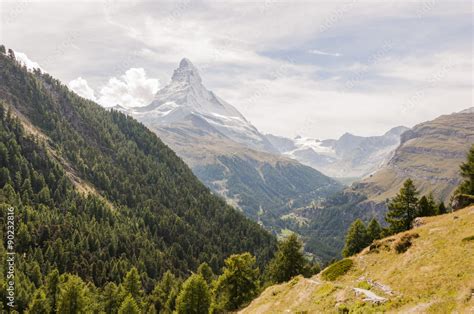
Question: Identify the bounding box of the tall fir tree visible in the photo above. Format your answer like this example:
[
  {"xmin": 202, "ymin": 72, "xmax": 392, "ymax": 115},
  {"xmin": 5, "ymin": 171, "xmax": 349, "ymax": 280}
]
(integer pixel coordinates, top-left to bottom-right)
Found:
[
  {"xmin": 27, "ymin": 290, "xmax": 51, "ymax": 313},
  {"xmin": 56, "ymin": 275, "xmax": 90, "ymax": 314},
  {"xmin": 118, "ymin": 295, "xmax": 140, "ymax": 314},
  {"xmin": 212, "ymin": 253, "xmax": 260, "ymax": 312},
  {"xmin": 417, "ymin": 195, "xmax": 436, "ymax": 217},
  {"xmin": 121, "ymin": 267, "xmax": 143, "ymax": 302},
  {"xmin": 267, "ymin": 233, "xmax": 307, "ymax": 283},
  {"xmin": 342, "ymin": 219, "xmax": 370, "ymax": 257},
  {"xmin": 197, "ymin": 262, "xmax": 214, "ymax": 285},
  {"xmin": 455, "ymin": 144, "xmax": 474, "ymax": 198},
  {"xmin": 437, "ymin": 202, "xmax": 447, "ymax": 215},
  {"xmin": 366, "ymin": 218, "xmax": 382, "ymax": 242},
  {"xmin": 175, "ymin": 274, "xmax": 211, "ymax": 314},
  {"xmin": 150, "ymin": 270, "xmax": 181, "ymax": 313},
  {"xmin": 386, "ymin": 179, "xmax": 419, "ymax": 233}
]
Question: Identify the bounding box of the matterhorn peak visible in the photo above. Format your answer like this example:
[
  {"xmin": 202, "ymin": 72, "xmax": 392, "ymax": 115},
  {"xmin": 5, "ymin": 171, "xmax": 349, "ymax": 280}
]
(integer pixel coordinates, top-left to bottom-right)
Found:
[{"xmin": 171, "ymin": 58, "xmax": 202, "ymax": 84}]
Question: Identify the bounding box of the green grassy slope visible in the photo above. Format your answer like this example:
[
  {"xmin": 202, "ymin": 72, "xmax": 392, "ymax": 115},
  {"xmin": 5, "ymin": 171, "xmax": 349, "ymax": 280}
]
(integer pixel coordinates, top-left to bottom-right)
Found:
[{"xmin": 241, "ymin": 206, "xmax": 474, "ymax": 313}]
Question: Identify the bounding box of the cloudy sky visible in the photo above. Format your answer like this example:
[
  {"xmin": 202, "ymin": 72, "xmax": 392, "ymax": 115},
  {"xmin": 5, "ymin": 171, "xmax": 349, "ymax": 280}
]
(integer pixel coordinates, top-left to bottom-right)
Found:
[{"xmin": 1, "ymin": 0, "xmax": 472, "ymax": 139}]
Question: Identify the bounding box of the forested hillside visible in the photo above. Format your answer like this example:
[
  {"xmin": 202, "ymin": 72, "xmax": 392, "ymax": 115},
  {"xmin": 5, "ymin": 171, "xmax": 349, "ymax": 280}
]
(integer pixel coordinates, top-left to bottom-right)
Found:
[{"xmin": 0, "ymin": 48, "xmax": 276, "ymax": 311}]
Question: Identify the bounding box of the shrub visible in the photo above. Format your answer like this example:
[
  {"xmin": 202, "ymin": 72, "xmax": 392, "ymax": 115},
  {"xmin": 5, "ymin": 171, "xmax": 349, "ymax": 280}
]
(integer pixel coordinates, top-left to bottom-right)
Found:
[
  {"xmin": 393, "ymin": 233, "xmax": 419, "ymax": 253},
  {"xmin": 462, "ymin": 235, "xmax": 474, "ymax": 242},
  {"xmin": 321, "ymin": 259, "xmax": 353, "ymax": 281}
]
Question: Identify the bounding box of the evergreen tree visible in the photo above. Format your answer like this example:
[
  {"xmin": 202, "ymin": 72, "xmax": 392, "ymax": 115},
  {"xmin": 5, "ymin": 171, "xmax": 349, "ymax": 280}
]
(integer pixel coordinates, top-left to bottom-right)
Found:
[
  {"xmin": 456, "ymin": 144, "xmax": 474, "ymax": 195},
  {"xmin": 213, "ymin": 253, "xmax": 260, "ymax": 311},
  {"xmin": 44, "ymin": 269, "xmax": 60, "ymax": 312},
  {"xmin": 366, "ymin": 218, "xmax": 382, "ymax": 242},
  {"xmin": 437, "ymin": 202, "xmax": 447, "ymax": 215},
  {"xmin": 122, "ymin": 267, "xmax": 143, "ymax": 301},
  {"xmin": 150, "ymin": 270, "xmax": 180, "ymax": 313},
  {"xmin": 118, "ymin": 295, "xmax": 140, "ymax": 314},
  {"xmin": 100, "ymin": 282, "xmax": 122, "ymax": 314},
  {"xmin": 27, "ymin": 289, "xmax": 51, "ymax": 313},
  {"xmin": 197, "ymin": 262, "xmax": 214, "ymax": 285},
  {"xmin": 342, "ymin": 219, "xmax": 370, "ymax": 257},
  {"xmin": 175, "ymin": 274, "xmax": 210, "ymax": 314},
  {"xmin": 56, "ymin": 275, "xmax": 90, "ymax": 314},
  {"xmin": 386, "ymin": 179, "xmax": 419, "ymax": 233},
  {"xmin": 417, "ymin": 195, "xmax": 436, "ymax": 217},
  {"xmin": 267, "ymin": 233, "xmax": 307, "ymax": 283}
]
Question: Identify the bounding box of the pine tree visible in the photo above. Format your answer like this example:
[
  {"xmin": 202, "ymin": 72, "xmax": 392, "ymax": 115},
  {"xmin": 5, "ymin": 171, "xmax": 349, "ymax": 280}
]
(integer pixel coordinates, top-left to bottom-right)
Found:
[
  {"xmin": 44, "ymin": 269, "xmax": 60, "ymax": 311},
  {"xmin": 100, "ymin": 282, "xmax": 121, "ymax": 314},
  {"xmin": 197, "ymin": 262, "xmax": 214, "ymax": 284},
  {"xmin": 175, "ymin": 274, "xmax": 211, "ymax": 314},
  {"xmin": 456, "ymin": 144, "xmax": 474, "ymax": 195},
  {"xmin": 366, "ymin": 218, "xmax": 382, "ymax": 242},
  {"xmin": 118, "ymin": 295, "xmax": 140, "ymax": 314},
  {"xmin": 437, "ymin": 202, "xmax": 447, "ymax": 215},
  {"xmin": 122, "ymin": 267, "xmax": 143, "ymax": 301},
  {"xmin": 267, "ymin": 233, "xmax": 307, "ymax": 283},
  {"xmin": 386, "ymin": 179, "xmax": 419, "ymax": 233},
  {"xmin": 342, "ymin": 219, "xmax": 370, "ymax": 257},
  {"xmin": 417, "ymin": 195, "xmax": 436, "ymax": 217},
  {"xmin": 213, "ymin": 253, "xmax": 260, "ymax": 311},
  {"xmin": 150, "ymin": 270, "xmax": 180, "ymax": 313},
  {"xmin": 27, "ymin": 289, "xmax": 51, "ymax": 313},
  {"xmin": 57, "ymin": 275, "xmax": 90, "ymax": 313}
]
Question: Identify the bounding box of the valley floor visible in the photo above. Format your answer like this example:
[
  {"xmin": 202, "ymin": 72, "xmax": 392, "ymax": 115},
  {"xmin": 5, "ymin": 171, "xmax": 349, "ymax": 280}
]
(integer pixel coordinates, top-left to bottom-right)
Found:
[{"xmin": 241, "ymin": 206, "xmax": 474, "ymax": 313}]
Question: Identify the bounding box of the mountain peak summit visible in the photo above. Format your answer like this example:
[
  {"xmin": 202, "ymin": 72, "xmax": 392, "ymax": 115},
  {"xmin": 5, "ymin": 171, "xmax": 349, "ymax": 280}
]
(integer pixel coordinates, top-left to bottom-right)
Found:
[{"xmin": 172, "ymin": 58, "xmax": 201, "ymax": 84}]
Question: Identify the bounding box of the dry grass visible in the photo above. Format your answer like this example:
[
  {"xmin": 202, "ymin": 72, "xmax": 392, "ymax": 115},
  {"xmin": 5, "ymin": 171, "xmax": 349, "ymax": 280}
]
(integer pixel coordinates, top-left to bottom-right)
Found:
[
  {"xmin": 355, "ymin": 112, "xmax": 474, "ymax": 204},
  {"xmin": 241, "ymin": 206, "xmax": 474, "ymax": 313}
]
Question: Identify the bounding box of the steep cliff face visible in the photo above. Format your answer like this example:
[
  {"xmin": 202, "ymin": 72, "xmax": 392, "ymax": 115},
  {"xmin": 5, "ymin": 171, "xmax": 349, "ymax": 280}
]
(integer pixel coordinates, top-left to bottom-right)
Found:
[{"xmin": 353, "ymin": 110, "xmax": 474, "ymax": 203}]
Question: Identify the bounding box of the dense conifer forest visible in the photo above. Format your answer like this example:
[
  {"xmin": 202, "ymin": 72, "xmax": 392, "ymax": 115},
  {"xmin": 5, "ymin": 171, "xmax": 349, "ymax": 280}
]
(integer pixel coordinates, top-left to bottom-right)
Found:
[{"xmin": 0, "ymin": 47, "xmax": 277, "ymax": 311}]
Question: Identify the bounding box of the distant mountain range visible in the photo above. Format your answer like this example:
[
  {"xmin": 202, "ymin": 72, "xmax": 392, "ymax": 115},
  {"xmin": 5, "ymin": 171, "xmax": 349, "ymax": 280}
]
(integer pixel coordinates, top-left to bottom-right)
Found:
[
  {"xmin": 117, "ymin": 59, "xmax": 342, "ymax": 236},
  {"xmin": 114, "ymin": 58, "xmax": 473, "ymax": 263},
  {"xmin": 267, "ymin": 126, "xmax": 409, "ymax": 181}
]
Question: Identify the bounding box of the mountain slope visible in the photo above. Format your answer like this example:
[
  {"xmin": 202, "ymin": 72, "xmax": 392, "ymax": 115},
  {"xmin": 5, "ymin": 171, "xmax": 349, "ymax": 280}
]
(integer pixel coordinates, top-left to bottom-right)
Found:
[
  {"xmin": 267, "ymin": 126, "xmax": 408, "ymax": 181},
  {"xmin": 241, "ymin": 205, "xmax": 474, "ymax": 313},
  {"xmin": 123, "ymin": 59, "xmax": 342, "ymax": 238},
  {"xmin": 353, "ymin": 110, "xmax": 474, "ymax": 203},
  {"xmin": 0, "ymin": 50, "xmax": 276, "ymax": 307},
  {"xmin": 291, "ymin": 110, "xmax": 473, "ymax": 262}
]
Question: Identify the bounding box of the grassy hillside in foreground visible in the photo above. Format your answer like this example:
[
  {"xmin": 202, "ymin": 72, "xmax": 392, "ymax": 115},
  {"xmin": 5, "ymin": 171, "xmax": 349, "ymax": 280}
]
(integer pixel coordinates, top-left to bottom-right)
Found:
[{"xmin": 241, "ymin": 206, "xmax": 474, "ymax": 313}]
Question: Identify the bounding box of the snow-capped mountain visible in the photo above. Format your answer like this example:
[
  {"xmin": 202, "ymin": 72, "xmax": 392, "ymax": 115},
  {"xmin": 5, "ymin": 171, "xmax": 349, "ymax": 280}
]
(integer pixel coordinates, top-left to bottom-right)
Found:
[
  {"xmin": 115, "ymin": 58, "xmax": 342, "ymax": 237},
  {"xmin": 267, "ymin": 126, "xmax": 409, "ymax": 180},
  {"xmin": 130, "ymin": 58, "xmax": 277, "ymax": 153}
]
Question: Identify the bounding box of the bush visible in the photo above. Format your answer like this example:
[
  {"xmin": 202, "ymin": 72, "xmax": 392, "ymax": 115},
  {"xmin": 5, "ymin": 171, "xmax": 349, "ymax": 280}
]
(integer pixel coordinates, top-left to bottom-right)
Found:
[
  {"xmin": 462, "ymin": 235, "xmax": 474, "ymax": 242},
  {"xmin": 393, "ymin": 233, "xmax": 419, "ymax": 253},
  {"xmin": 321, "ymin": 259, "xmax": 353, "ymax": 281}
]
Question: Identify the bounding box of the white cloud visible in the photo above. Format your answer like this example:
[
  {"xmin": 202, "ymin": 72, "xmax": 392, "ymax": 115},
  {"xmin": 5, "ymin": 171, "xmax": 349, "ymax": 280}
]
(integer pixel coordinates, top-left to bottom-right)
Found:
[
  {"xmin": 68, "ymin": 77, "xmax": 97, "ymax": 101},
  {"xmin": 98, "ymin": 68, "xmax": 159, "ymax": 108},
  {"xmin": 68, "ymin": 68, "xmax": 160, "ymax": 108},
  {"xmin": 2, "ymin": 0, "xmax": 471, "ymax": 138},
  {"xmin": 14, "ymin": 51, "xmax": 43, "ymax": 71},
  {"xmin": 308, "ymin": 49, "xmax": 342, "ymax": 57}
]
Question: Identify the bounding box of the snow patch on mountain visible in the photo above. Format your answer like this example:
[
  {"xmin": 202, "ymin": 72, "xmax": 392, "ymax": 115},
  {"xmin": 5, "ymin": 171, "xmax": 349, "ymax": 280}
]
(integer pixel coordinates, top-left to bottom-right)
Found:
[{"xmin": 267, "ymin": 126, "xmax": 409, "ymax": 180}]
